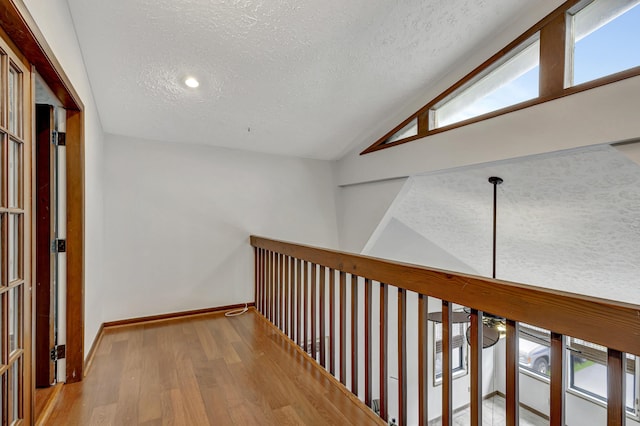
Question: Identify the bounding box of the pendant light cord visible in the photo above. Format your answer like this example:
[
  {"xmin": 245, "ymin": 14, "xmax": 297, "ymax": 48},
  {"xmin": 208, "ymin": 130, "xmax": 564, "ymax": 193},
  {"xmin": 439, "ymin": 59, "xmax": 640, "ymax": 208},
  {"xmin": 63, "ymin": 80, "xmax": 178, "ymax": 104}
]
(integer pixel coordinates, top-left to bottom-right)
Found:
[{"xmin": 488, "ymin": 177, "xmax": 503, "ymax": 279}]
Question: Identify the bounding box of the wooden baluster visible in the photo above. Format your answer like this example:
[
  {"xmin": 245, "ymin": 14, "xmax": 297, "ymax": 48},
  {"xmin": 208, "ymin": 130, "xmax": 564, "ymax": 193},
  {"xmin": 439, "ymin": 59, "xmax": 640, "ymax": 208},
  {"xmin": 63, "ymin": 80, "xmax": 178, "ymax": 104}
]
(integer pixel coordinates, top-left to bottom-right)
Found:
[
  {"xmin": 470, "ymin": 309, "xmax": 483, "ymax": 426},
  {"xmin": 296, "ymin": 258, "xmax": 302, "ymax": 346},
  {"xmin": 275, "ymin": 253, "xmax": 280, "ymax": 329},
  {"xmin": 351, "ymin": 275, "xmax": 359, "ymax": 395},
  {"xmin": 442, "ymin": 301, "xmax": 453, "ymax": 426},
  {"xmin": 398, "ymin": 288, "xmax": 407, "ymax": 426},
  {"xmin": 364, "ymin": 278, "xmax": 373, "ymax": 407},
  {"xmin": 280, "ymin": 254, "xmax": 284, "ymax": 330},
  {"xmin": 329, "ymin": 268, "xmax": 336, "ymax": 376},
  {"xmin": 311, "ymin": 263, "xmax": 317, "ymax": 359},
  {"xmin": 380, "ymin": 282, "xmax": 389, "ymax": 422},
  {"xmin": 607, "ymin": 348, "xmax": 626, "ymax": 426},
  {"xmin": 506, "ymin": 319, "xmax": 520, "ymax": 426},
  {"xmin": 257, "ymin": 248, "xmax": 262, "ymax": 314},
  {"xmin": 289, "ymin": 257, "xmax": 295, "ymax": 340},
  {"xmin": 340, "ymin": 271, "xmax": 347, "ymax": 386},
  {"xmin": 283, "ymin": 256, "xmax": 289, "ymax": 337},
  {"xmin": 262, "ymin": 249, "xmax": 267, "ymax": 316},
  {"xmin": 272, "ymin": 251, "xmax": 276, "ymax": 323},
  {"xmin": 267, "ymin": 251, "xmax": 272, "ymax": 321},
  {"xmin": 254, "ymin": 247, "xmax": 258, "ymax": 311},
  {"xmin": 304, "ymin": 261, "xmax": 309, "ymax": 353},
  {"xmin": 319, "ymin": 266, "xmax": 326, "ymax": 368},
  {"xmin": 418, "ymin": 294, "xmax": 429, "ymax": 425},
  {"xmin": 550, "ymin": 332, "xmax": 565, "ymax": 426}
]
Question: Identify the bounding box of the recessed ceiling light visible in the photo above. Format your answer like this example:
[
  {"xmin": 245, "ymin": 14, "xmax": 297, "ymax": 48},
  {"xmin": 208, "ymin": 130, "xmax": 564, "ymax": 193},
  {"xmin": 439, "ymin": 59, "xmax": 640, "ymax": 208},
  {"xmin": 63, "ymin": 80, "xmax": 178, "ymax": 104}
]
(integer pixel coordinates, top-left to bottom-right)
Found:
[{"xmin": 185, "ymin": 77, "xmax": 199, "ymax": 88}]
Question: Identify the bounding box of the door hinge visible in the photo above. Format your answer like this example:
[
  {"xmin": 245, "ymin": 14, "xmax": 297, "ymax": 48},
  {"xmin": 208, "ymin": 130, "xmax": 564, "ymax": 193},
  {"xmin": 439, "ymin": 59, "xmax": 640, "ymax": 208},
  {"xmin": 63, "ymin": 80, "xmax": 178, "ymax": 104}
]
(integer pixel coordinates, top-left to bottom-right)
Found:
[
  {"xmin": 51, "ymin": 345, "xmax": 66, "ymax": 361},
  {"xmin": 52, "ymin": 239, "xmax": 66, "ymax": 253},
  {"xmin": 52, "ymin": 131, "xmax": 66, "ymax": 146}
]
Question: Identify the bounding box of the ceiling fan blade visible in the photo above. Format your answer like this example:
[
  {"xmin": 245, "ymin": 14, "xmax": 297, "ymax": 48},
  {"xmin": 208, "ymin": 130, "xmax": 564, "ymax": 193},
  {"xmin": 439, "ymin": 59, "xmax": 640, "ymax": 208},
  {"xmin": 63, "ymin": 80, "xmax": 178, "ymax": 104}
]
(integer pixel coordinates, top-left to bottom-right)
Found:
[{"xmin": 465, "ymin": 323, "xmax": 502, "ymax": 349}]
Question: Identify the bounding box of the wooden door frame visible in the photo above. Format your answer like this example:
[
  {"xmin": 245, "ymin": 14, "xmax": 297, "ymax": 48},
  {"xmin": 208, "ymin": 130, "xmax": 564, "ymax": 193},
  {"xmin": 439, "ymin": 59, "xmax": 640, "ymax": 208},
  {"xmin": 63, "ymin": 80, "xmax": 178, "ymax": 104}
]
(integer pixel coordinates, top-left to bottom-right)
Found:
[
  {"xmin": 34, "ymin": 103, "xmax": 55, "ymax": 387},
  {"xmin": 0, "ymin": 0, "xmax": 85, "ymax": 391}
]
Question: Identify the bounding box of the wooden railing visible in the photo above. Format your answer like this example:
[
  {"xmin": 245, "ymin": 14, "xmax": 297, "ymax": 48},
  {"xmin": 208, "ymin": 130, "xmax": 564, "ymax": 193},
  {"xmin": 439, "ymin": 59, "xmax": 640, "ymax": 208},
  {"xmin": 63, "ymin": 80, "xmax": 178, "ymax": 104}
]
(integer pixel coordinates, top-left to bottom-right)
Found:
[{"xmin": 251, "ymin": 236, "xmax": 640, "ymax": 426}]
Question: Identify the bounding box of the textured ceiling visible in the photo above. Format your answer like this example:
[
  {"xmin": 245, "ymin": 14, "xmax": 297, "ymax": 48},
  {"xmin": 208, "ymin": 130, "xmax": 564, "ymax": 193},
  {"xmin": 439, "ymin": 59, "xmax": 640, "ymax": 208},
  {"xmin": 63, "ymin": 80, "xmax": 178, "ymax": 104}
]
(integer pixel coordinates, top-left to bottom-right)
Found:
[
  {"xmin": 65, "ymin": 0, "xmax": 536, "ymax": 159},
  {"xmin": 368, "ymin": 146, "xmax": 640, "ymax": 304}
]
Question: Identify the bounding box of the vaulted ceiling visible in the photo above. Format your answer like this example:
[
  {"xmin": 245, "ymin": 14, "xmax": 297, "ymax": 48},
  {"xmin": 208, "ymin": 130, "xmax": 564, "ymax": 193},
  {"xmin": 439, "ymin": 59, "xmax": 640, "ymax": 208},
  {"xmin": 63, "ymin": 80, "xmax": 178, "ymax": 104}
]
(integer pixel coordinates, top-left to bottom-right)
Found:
[
  {"xmin": 65, "ymin": 0, "xmax": 551, "ymax": 159},
  {"xmin": 365, "ymin": 146, "xmax": 640, "ymax": 304}
]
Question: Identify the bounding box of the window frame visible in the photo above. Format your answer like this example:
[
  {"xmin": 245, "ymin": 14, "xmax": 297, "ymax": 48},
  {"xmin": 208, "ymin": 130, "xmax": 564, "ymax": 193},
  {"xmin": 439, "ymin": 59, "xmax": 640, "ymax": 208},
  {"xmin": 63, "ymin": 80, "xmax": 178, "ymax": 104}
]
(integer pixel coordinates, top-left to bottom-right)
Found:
[
  {"xmin": 362, "ymin": 0, "xmax": 640, "ymax": 155},
  {"xmin": 433, "ymin": 321, "xmax": 468, "ymax": 385},
  {"xmin": 518, "ymin": 324, "xmax": 552, "ymax": 381},
  {"xmin": 566, "ymin": 338, "xmax": 640, "ymax": 419}
]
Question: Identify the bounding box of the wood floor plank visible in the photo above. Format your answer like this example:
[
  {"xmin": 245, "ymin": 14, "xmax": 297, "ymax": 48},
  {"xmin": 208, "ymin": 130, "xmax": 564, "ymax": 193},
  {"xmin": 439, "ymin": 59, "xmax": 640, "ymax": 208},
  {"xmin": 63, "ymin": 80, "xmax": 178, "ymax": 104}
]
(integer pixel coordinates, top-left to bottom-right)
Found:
[
  {"xmin": 88, "ymin": 403, "xmax": 118, "ymax": 426},
  {"xmin": 46, "ymin": 309, "xmax": 381, "ymax": 425},
  {"xmin": 198, "ymin": 385, "xmax": 234, "ymax": 425}
]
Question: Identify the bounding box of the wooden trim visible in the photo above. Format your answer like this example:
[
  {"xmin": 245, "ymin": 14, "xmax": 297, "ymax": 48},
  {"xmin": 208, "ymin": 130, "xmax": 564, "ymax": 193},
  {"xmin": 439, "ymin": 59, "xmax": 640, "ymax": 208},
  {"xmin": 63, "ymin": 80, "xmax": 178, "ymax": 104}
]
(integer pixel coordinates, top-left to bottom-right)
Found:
[
  {"xmin": 253, "ymin": 308, "xmax": 386, "ymax": 426},
  {"xmin": 505, "ymin": 319, "xmax": 520, "ymax": 426},
  {"xmin": 251, "ymin": 236, "xmax": 640, "ymax": 356},
  {"xmin": 319, "ymin": 265, "xmax": 326, "ymax": 368},
  {"xmin": 303, "ymin": 261, "xmax": 308, "ymax": 352},
  {"xmin": 549, "ymin": 332, "xmax": 565, "ymax": 426},
  {"xmin": 296, "ymin": 258, "xmax": 302, "ymax": 346},
  {"xmin": 329, "ymin": 268, "xmax": 336, "ymax": 375},
  {"xmin": 102, "ymin": 303, "xmax": 255, "ymax": 328},
  {"xmin": 397, "ymin": 288, "xmax": 407, "ymax": 426},
  {"xmin": 82, "ymin": 322, "xmax": 104, "ymax": 377},
  {"xmin": 470, "ymin": 309, "xmax": 483, "ymax": 426},
  {"xmin": 34, "ymin": 103, "xmax": 53, "ymax": 387},
  {"xmin": 360, "ymin": 0, "xmax": 640, "ymax": 156},
  {"xmin": 607, "ymin": 348, "xmax": 626, "ymax": 426},
  {"xmin": 539, "ymin": 13, "xmax": 567, "ymax": 97},
  {"xmin": 271, "ymin": 252, "xmax": 276, "ymax": 324},
  {"xmin": 379, "ymin": 282, "xmax": 388, "ymax": 422},
  {"xmin": 442, "ymin": 301, "xmax": 452, "ymax": 426},
  {"xmin": 350, "ymin": 274, "xmax": 358, "ymax": 395},
  {"xmin": 258, "ymin": 248, "xmax": 263, "ymax": 313},
  {"xmin": 418, "ymin": 294, "xmax": 428, "ymax": 425},
  {"xmin": 61, "ymin": 100, "xmax": 85, "ymax": 377},
  {"xmin": 364, "ymin": 278, "xmax": 372, "ymax": 407},
  {"xmin": 311, "ymin": 263, "xmax": 317, "ymax": 358},
  {"xmin": 34, "ymin": 382, "xmax": 62, "ymax": 426},
  {"xmin": 276, "ymin": 253, "xmax": 281, "ymax": 330},
  {"xmin": 289, "ymin": 257, "xmax": 294, "ymax": 340},
  {"xmin": 284, "ymin": 255, "xmax": 290, "ymax": 337},
  {"xmin": 339, "ymin": 271, "xmax": 346, "ymax": 386}
]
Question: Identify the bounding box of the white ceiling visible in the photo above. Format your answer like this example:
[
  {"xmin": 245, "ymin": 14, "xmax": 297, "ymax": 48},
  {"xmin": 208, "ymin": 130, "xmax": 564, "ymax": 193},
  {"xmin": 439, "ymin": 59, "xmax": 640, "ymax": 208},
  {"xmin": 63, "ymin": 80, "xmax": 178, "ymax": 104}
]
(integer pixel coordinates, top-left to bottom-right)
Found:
[
  {"xmin": 65, "ymin": 0, "xmax": 538, "ymax": 159},
  {"xmin": 366, "ymin": 146, "xmax": 640, "ymax": 304}
]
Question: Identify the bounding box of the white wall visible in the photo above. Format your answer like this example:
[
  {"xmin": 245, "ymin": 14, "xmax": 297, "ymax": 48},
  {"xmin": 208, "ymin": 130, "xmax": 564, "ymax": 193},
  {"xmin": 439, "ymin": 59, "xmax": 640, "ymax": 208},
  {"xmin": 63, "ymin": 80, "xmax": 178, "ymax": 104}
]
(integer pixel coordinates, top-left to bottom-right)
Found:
[
  {"xmin": 103, "ymin": 134, "xmax": 339, "ymax": 321},
  {"xmin": 22, "ymin": 0, "xmax": 106, "ymax": 358},
  {"xmin": 335, "ymin": 178, "xmax": 407, "ymax": 252}
]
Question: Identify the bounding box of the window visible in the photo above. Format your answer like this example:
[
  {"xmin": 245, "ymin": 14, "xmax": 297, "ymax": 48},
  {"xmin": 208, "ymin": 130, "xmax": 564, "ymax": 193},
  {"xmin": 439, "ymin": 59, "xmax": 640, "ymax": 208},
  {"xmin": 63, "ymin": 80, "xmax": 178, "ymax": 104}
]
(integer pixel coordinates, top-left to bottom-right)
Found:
[
  {"xmin": 432, "ymin": 34, "xmax": 540, "ymax": 129},
  {"xmin": 519, "ymin": 324, "xmax": 551, "ymax": 378},
  {"xmin": 384, "ymin": 118, "xmax": 417, "ymax": 144},
  {"xmin": 568, "ymin": 338, "xmax": 637, "ymax": 415},
  {"xmin": 434, "ymin": 321, "xmax": 467, "ymax": 383},
  {"xmin": 569, "ymin": 0, "xmax": 640, "ymax": 86},
  {"xmin": 362, "ymin": 0, "xmax": 640, "ymax": 155}
]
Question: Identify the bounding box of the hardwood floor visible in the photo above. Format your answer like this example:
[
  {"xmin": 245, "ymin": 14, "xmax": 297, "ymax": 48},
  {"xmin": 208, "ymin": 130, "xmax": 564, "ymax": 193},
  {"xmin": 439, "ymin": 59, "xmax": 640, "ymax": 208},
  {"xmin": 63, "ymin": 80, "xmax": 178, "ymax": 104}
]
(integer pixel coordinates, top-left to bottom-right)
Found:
[{"xmin": 45, "ymin": 309, "xmax": 382, "ymax": 425}]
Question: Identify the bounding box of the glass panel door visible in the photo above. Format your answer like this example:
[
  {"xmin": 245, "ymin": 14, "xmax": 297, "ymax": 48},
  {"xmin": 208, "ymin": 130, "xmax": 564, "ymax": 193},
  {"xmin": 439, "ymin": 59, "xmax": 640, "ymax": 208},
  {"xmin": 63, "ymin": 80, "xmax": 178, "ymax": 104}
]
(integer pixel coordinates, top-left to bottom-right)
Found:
[{"xmin": 0, "ymin": 33, "xmax": 32, "ymax": 425}]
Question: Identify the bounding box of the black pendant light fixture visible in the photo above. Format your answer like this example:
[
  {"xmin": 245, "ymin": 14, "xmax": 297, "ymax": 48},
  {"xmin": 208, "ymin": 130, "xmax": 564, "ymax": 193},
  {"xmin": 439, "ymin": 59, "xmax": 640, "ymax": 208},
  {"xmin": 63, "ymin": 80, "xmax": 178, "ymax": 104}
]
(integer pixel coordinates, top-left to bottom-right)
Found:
[
  {"xmin": 428, "ymin": 176, "xmax": 506, "ymax": 349},
  {"xmin": 469, "ymin": 176, "xmax": 507, "ymax": 349}
]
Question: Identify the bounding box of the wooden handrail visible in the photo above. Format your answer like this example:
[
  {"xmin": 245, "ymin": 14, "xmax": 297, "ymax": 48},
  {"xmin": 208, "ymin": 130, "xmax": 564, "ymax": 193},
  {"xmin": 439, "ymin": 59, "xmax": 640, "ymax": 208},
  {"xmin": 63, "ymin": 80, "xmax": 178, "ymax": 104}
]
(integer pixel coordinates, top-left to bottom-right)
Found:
[{"xmin": 250, "ymin": 235, "xmax": 640, "ymax": 357}]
